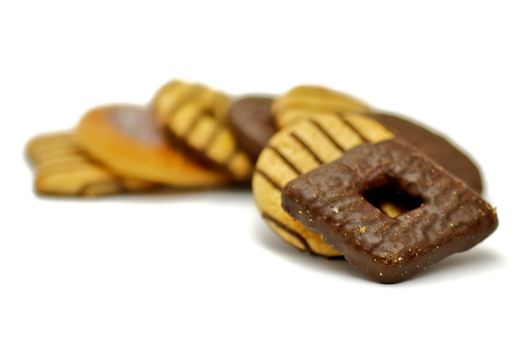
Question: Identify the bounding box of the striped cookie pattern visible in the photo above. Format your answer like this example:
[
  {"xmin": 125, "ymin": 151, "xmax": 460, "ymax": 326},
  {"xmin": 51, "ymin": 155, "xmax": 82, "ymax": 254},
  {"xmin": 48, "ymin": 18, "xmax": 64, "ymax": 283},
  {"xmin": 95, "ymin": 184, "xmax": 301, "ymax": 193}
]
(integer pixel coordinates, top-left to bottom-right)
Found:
[
  {"xmin": 26, "ymin": 132, "xmax": 153, "ymax": 196},
  {"xmin": 152, "ymin": 81, "xmax": 252, "ymax": 181},
  {"xmin": 253, "ymin": 113, "xmax": 394, "ymax": 257},
  {"xmin": 272, "ymin": 85, "xmax": 371, "ymax": 128},
  {"xmin": 152, "ymin": 80, "xmax": 231, "ymax": 124}
]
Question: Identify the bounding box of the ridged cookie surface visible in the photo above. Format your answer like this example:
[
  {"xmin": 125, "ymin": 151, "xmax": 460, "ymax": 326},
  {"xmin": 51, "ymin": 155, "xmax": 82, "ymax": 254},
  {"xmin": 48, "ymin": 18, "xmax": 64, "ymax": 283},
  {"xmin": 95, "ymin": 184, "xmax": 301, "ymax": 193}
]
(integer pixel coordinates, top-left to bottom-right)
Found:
[
  {"xmin": 26, "ymin": 132, "xmax": 153, "ymax": 196},
  {"xmin": 75, "ymin": 104, "xmax": 230, "ymax": 188},
  {"xmin": 152, "ymin": 80, "xmax": 231, "ymax": 124},
  {"xmin": 272, "ymin": 85, "xmax": 371, "ymax": 128},
  {"xmin": 253, "ymin": 113, "xmax": 394, "ymax": 257},
  {"xmin": 152, "ymin": 81, "xmax": 252, "ymax": 182}
]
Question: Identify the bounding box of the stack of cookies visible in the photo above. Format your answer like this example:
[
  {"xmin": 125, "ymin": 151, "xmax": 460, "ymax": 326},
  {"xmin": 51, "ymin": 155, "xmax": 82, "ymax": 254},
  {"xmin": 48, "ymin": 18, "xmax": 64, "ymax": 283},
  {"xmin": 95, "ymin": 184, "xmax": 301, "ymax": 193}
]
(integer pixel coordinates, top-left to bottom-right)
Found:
[{"xmin": 26, "ymin": 81, "xmax": 498, "ymax": 282}]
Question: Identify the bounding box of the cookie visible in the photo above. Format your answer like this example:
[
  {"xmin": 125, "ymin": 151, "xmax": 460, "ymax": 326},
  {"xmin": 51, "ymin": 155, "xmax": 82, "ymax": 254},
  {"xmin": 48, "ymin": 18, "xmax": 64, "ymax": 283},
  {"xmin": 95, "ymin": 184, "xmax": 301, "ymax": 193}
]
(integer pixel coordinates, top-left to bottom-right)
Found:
[
  {"xmin": 272, "ymin": 85, "xmax": 371, "ymax": 128},
  {"xmin": 26, "ymin": 132, "xmax": 153, "ymax": 196},
  {"xmin": 227, "ymin": 96, "xmax": 275, "ymax": 161},
  {"xmin": 370, "ymin": 112, "xmax": 483, "ymax": 193},
  {"xmin": 253, "ymin": 113, "xmax": 394, "ymax": 257},
  {"xmin": 75, "ymin": 104, "xmax": 230, "ymax": 187},
  {"xmin": 228, "ymin": 95, "xmax": 483, "ymax": 194},
  {"xmin": 151, "ymin": 80, "xmax": 231, "ymax": 124},
  {"xmin": 152, "ymin": 81, "xmax": 252, "ymax": 182},
  {"xmin": 282, "ymin": 139, "xmax": 498, "ymax": 283}
]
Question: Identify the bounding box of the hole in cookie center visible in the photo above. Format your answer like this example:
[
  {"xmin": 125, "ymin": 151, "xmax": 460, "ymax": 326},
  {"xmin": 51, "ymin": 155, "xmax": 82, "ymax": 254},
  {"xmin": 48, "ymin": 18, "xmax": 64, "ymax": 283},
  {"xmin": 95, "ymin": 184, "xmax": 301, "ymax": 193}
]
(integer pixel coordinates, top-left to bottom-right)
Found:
[{"xmin": 362, "ymin": 177, "xmax": 423, "ymax": 218}]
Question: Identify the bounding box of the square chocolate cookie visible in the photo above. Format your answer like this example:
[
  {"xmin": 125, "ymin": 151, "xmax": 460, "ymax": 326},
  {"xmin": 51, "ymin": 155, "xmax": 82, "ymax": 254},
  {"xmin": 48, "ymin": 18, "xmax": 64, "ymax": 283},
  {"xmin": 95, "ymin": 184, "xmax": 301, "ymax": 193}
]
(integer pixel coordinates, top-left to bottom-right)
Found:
[{"xmin": 282, "ymin": 139, "xmax": 498, "ymax": 283}]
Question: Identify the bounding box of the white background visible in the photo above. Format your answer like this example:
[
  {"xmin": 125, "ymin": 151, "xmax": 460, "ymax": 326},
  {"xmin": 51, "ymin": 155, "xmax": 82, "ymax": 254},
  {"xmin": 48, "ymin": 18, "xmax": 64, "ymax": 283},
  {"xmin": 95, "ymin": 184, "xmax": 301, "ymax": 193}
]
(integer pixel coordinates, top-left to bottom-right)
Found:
[{"xmin": 1, "ymin": 1, "xmax": 526, "ymax": 349}]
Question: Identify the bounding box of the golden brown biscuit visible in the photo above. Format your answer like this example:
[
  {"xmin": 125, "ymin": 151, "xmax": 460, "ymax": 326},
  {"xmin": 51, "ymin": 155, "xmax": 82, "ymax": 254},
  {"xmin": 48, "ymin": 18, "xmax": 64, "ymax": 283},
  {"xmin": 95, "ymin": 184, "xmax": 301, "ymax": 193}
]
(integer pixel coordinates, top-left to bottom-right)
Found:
[
  {"xmin": 253, "ymin": 113, "xmax": 394, "ymax": 257},
  {"xmin": 152, "ymin": 80, "xmax": 231, "ymax": 124},
  {"xmin": 152, "ymin": 81, "xmax": 252, "ymax": 182},
  {"xmin": 26, "ymin": 132, "xmax": 153, "ymax": 196},
  {"xmin": 75, "ymin": 104, "xmax": 230, "ymax": 187},
  {"xmin": 272, "ymin": 85, "xmax": 371, "ymax": 128}
]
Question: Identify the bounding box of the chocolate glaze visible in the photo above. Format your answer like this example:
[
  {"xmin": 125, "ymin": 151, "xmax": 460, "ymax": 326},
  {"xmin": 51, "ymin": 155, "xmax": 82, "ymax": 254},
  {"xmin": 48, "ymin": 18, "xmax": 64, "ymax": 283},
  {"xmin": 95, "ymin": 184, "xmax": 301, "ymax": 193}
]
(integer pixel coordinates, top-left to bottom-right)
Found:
[
  {"xmin": 370, "ymin": 112, "xmax": 483, "ymax": 193},
  {"xmin": 227, "ymin": 96, "xmax": 275, "ymax": 161},
  {"xmin": 282, "ymin": 139, "xmax": 498, "ymax": 283}
]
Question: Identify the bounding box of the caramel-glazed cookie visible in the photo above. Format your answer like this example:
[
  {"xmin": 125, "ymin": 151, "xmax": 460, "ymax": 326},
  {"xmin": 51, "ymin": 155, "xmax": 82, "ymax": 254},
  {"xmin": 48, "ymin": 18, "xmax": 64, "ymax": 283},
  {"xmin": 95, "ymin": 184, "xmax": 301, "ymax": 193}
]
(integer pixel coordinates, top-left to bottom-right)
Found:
[
  {"xmin": 75, "ymin": 104, "xmax": 229, "ymax": 187},
  {"xmin": 152, "ymin": 81, "xmax": 252, "ymax": 182},
  {"xmin": 26, "ymin": 132, "xmax": 153, "ymax": 196},
  {"xmin": 272, "ymin": 85, "xmax": 371, "ymax": 128},
  {"xmin": 253, "ymin": 113, "xmax": 394, "ymax": 257}
]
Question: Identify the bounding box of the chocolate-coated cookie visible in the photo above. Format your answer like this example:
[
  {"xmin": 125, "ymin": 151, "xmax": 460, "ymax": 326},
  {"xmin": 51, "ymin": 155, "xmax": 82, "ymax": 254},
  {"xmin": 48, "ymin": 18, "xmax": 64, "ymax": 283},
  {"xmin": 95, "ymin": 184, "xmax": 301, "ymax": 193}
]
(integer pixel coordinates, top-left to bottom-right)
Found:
[
  {"xmin": 370, "ymin": 112, "xmax": 483, "ymax": 193},
  {"xmin": 282, "ymin": 139, "xmax": 498, "ymax": 283},
  {"xmin": 253, "ymin": 109, "xmax": 487, "ymax": 257},
  {"xmin": 227, "ymin": 96, "xmax": 275, "ymax": 161}
]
